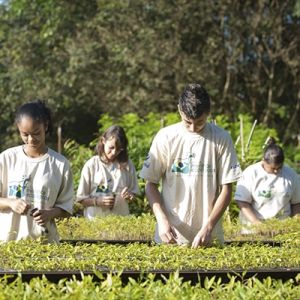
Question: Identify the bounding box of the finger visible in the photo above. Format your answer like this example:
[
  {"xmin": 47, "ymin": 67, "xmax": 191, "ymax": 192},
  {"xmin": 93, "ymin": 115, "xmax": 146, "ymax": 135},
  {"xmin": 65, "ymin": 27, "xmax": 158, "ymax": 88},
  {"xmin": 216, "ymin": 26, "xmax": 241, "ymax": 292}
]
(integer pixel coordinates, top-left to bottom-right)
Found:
[
  {"xmin": 170, "ymin": 228, "xmax": 178, "ymax": 239},
  {"xmin": 165, "ymin": 233, "xmax": 177, "ymax": 244},
  {"xmin": 191, "ymin": 243, "xmax": 198, "ymax": 249},
  {"xmin": 32, "ymin": 211, "xmax": 40, "ymax": 217}
]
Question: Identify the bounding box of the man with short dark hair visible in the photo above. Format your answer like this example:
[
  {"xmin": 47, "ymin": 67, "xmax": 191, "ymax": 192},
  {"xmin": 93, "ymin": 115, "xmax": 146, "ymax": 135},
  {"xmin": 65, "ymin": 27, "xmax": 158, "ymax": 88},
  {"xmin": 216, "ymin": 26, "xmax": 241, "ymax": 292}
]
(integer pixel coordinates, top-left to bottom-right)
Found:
[{"xmin": 140, "ymin": 83, "xmax": 242, "ymax": 248}]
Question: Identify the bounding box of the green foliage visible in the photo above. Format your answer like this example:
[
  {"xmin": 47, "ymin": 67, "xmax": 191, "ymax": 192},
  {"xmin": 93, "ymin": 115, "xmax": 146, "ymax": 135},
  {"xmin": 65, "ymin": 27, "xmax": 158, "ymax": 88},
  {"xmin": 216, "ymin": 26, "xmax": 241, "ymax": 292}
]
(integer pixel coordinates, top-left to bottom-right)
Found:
[
  {"xmin": 0, "ymin": 272, "xmax": 300, "ymax": 299},
  {"xmin": 1, "ymin": 0, "xmax": 300, "ymax": 153},
  {"xmin": 64, "ymin": 140, "xmax": 93, "ymax": 194},
  {"xmin": 223, "ymin": 216, "xmax": 300, "ymax": 242},
  {"xmin": 1, "ymin": 231, "xmax": 300, "ymax": 272},
  {"xmin": 294, "ymin": 0, "xmax": 300, "ymax": 17},
  {"xmin": 64, "ymin": 111, "xmax": 181, "ymax": 216},
  {"xmin": 0, "ymin": 216, "xmax": 300, "ymax": 297},
  {"xmin": 57, "ymin": 213, "xmax": 300, "ymax": 244},
  {"xmin": 64, "ymin": 112, "xmax": 293, "ymax": 221},
  {"xmin": 58, "ymin": 214, "xmax": 156, "ymax": 240},
  {"xmin": 231, "ymin": 114, "xmax": 279, "ymax": 170},
  {"xmin": 283, "ymin": 143, "xmax": 300, "ymax": 175}
]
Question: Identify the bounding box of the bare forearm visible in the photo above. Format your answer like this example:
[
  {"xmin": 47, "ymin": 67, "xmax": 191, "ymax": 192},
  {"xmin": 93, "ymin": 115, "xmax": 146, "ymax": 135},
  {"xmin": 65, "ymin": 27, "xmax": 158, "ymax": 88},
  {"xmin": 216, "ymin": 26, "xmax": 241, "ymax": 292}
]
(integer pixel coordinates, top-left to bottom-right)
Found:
[
  {"xmin": 0, "ymin": 197, "xmax": 31, "ymax": 215},
  {"xmin": 49, "ymin": 207, "xmax": 71, "ymax": 219},
  {"xmin": 203, "ymin": 183, "xmax": 232, "ymax": 232},
  {"xmin": 291, "ymin": 203, "xmax": 300, "ymax": 217},
  {"xmin": 78, "ymin": 197, "xmax": 98, "ymax": 207},
  {"xmin": 0, "ymin": 197, "xmax": 15, "ymax": 209},
  {"xmin": 79, "ymin": 195, "xmax": 115, "ymax": 209},
  {"xmin": 32, "ymin": 206, "xmax": 71, "ymax": 227},
  {"xmin": 145, "ymin": 181, "xmax": 177, "ymax": 243},
  {"xmin": 236, "ymin": 201, "xmax": 261, "ymax": 224},
  {"xmin": 192, "ymin": 184, "xmax": 233, "ymax": 248},
  {"xmin": 145, "ymin": 181, "xmax": 166, "ymax": 221}
]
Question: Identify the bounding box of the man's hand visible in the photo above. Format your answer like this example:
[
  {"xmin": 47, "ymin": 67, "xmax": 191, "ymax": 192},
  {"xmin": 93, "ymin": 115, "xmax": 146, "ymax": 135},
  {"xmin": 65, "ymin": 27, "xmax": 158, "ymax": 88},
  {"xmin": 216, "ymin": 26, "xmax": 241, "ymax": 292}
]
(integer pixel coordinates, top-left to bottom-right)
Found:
[
  {"xmin": 145, "ymin": 181, "xmax": 177, "ymax": 244},
  {"xmin": 158, "ymin": 217, "xmax": 178, "ymax": 244},
  {"xmin": 191, "ymin": 227, "xmax": 213, "ymax": 248},
  {"xmin": 31, "ymin": 208, "xmax": 53, "ymax": 226},
  {"xmin": 191, "ymin": 183, "xmax": 233, "ymax": 248}
]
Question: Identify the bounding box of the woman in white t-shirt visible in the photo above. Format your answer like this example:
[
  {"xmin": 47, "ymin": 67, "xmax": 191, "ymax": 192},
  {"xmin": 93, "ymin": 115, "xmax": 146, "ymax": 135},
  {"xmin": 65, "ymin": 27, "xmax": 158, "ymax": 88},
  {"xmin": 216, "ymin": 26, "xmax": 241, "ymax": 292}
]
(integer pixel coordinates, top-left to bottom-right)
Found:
[
  {"xmin": 0, "ymin": 100, "xmax": 74, "ymax": 243},
  {"xmin": 76, "ymin": 125, "xmax": 140, "ymax": 219},
  {"xmin": 234, "ymin": 139, "xmax": 300, "ymax": 229}
]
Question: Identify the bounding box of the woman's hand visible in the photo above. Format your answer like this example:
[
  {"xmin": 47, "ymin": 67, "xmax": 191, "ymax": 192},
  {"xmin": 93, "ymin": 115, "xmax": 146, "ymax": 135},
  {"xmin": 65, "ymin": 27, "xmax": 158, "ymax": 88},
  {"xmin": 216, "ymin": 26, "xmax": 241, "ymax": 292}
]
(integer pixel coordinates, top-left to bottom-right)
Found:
[
  {"xmin": 9, "ymin": 199, "xmax": 31, "ymax": 215},
  {"xmin": 121, "ymin": 187, "xmax": 134, "ymax": 201},
  {"xmin": 97, "ymin": 195, "xmax": 115, "ymax": 209}
]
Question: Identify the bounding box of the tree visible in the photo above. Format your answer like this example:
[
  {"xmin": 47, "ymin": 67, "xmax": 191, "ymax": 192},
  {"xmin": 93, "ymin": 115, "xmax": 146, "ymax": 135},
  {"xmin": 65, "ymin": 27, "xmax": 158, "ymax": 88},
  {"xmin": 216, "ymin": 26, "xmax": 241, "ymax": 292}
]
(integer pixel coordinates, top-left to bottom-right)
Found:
[{"xmin": 0, "ymin": 0, "xmax": 300, "ymax": 152}]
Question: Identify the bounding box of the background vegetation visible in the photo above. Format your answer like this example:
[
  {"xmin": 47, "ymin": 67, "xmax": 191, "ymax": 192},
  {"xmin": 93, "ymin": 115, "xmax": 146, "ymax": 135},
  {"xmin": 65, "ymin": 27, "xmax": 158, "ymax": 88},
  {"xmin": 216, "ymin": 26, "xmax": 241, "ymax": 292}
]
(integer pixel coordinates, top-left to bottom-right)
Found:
[
  {"xmin": 66, "ymin": 112, "xmax": 299, "ymax": 217},
  {"xmin": 1, "ymin": 0, "xmax": 300, "ymax": 217},
  {"xmin": 1, "ymin": 0, "xmax": 300, "ymax": 151}
]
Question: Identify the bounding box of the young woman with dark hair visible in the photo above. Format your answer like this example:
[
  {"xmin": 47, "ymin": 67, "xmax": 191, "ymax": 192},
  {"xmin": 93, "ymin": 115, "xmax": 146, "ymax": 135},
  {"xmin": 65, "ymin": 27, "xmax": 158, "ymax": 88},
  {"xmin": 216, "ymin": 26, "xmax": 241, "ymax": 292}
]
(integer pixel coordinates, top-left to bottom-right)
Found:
[
  {"xmin": 0, "ymin": 100, "xmax": 74, "ymax": 243},
  {"xmin": 76, "ymin": 125, "xmax": 140, "ymax": 218}
]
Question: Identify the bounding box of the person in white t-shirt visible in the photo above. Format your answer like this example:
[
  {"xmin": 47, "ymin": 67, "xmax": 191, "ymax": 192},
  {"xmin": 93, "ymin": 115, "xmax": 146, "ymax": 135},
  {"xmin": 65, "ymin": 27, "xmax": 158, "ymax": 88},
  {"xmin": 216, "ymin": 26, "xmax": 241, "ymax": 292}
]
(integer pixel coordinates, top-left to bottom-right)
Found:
[
  {"xmin": 139, "ymin": 83, "xmax": 243, "ymax": 248},
  {"xmin": 0, "ymin": 100, "xmax": 74, "ymax": 244},
  {"xmin": 234, "ymin": 140, "xmax": 300, "ymax": 229},
  {"xmin": 76, "ymin": 125, "xmax": 140, "ymax": 219}
]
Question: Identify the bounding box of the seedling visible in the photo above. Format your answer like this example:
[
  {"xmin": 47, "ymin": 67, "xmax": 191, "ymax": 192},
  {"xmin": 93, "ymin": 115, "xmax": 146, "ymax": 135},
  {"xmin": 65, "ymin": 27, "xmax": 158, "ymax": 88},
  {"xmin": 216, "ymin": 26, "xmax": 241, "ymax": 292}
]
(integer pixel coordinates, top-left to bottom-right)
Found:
[{"xmin": 29, "ymin": 207, "xmax": 49, "ymax": 233}]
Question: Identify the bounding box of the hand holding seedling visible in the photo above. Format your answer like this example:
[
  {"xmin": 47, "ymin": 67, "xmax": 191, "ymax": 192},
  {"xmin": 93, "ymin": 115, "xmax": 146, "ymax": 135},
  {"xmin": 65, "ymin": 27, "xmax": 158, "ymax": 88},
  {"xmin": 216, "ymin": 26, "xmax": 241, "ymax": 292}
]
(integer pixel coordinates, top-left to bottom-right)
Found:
[
  {"xmin": 97, "ymin": 195, "xmax": 115, "ymax": 209},
  {"xmin": 30, "ymin": 208, "xmax": 52, "ymax": 227},
  {"xmin": 121, "ymin": 187, "xmax": 134, "ymax": 201},
  {"xmin": 9, "ymin": 198, "xmax": 31, "ymax": 215}
]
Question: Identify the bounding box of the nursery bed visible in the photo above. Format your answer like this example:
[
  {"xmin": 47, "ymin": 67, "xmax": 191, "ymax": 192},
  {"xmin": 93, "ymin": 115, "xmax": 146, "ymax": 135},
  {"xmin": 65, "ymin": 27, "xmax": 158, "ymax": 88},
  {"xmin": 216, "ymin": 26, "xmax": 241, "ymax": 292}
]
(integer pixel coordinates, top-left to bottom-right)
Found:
[
  {"xmin": 1, "ymin": 268, "xmax": 299, "ymax": 285},
  {"xmin": 60, "ymin": 239, "xmax": 283, "ymax": 247}
]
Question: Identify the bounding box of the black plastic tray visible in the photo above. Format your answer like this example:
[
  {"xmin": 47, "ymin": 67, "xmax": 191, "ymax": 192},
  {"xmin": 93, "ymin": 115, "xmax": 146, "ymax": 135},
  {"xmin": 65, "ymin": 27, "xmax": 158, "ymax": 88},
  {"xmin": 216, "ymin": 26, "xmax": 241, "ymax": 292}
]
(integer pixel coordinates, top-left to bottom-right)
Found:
[
  {"xmin": 60, "ymin": 239, "xmax": 283, "ymax": 247},
  {"xmin": 1, "ymin": 268, "xmax": 299, "ymax": 285}
]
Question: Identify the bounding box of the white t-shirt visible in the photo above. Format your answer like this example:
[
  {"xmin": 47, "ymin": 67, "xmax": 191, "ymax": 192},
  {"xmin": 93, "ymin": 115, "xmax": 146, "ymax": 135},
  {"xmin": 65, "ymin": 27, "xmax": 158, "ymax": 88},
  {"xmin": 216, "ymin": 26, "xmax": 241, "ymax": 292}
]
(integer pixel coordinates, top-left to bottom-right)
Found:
[
  {"xmin": 76, "ymin": 156, "xmax": 140, "ymax": 218},
  {"xmin": 139, "ymin": 122, "xmax": 242, "ymax": 244},
  {"xmin": 0, "ymin": 145, "xmax": 74, "ymax": 243},
  {"xmin": 234, "ymin": 161, "xmax": 300, "ymax": 224}
]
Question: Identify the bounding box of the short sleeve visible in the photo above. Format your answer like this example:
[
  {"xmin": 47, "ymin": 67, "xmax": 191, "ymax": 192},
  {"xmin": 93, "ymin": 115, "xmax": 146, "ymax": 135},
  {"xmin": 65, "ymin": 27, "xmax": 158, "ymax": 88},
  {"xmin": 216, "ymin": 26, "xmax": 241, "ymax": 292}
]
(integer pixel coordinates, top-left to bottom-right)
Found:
[
  {"xmin": 76, "ymin": 161, "xmax": 93, "ymax": 202},
  {"xmin": 139, "ymin": 130, "xmax": 168, "ymax": 184},
  {"xmin": 291, "ymin": 171, "xmax": 300, "ymax": 204},
  {"xmin": 216, "ymin": 132, "xmax": 243, "ymax": 185},
  {"xmin": 127, "ymin": 159, "xmax": 140, "ymax": 195},
  {"xmin": 234, "ymin": 167, "xmax": 254, "ymax": 203},
  {"xmin": 54, "ymin": 160, "xmax": 74, "ymax": 214}
]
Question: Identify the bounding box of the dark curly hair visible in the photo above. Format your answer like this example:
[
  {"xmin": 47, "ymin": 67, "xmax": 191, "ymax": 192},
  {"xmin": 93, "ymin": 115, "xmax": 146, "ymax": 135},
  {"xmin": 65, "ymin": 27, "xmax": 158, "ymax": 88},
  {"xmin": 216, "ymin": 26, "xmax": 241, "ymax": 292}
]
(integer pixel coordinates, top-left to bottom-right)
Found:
[{"xmin": 16, "ymin": 100, "xmax": 54, "ymax": 137}]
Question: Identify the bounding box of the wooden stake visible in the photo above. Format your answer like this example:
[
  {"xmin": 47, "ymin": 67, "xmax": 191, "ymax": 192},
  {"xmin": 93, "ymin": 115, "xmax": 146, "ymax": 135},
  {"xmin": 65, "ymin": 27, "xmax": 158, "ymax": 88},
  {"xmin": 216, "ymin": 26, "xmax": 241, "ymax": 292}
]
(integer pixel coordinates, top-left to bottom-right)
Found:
[
  {"xmin": 161, "ymin": 115, "xmax": 165, "ymax": 128},
  {"xmin": 58, "ymin": 126, "xmax": 62, "ymax": 154},
  {"xmin": 246, "ymin": 119, "xmax": 257, "ymax": 151},
  {"xmin": 262, "ymin": 136, "xmax": 271, "ymax": 149},
  {"xmin": 234, "ymin": 136, "xmax": 240, "ymax": 148},
  {"xmin": 240, "ymin": 117, "xmax": 245, "ymax": 163}
]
